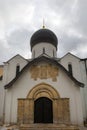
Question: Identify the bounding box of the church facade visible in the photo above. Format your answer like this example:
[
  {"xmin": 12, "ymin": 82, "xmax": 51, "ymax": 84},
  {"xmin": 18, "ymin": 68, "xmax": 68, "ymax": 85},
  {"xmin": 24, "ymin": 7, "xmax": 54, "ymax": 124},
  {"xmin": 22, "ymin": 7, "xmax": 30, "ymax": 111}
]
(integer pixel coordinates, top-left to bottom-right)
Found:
[{"xmin": 0, "ymin": 28, "xmax": 87, "ymax": 129}]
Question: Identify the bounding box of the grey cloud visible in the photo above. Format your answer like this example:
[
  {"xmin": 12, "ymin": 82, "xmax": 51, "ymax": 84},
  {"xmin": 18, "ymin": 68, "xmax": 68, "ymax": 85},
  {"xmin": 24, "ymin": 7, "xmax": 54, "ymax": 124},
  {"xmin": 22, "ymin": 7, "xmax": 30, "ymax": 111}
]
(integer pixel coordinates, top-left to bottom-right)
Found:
[
  {"xmin": 58, "ymin": 31, "xmax": 87, "ymax": 58},
  {"xmin": 74, "ymin": 0, "xmax": 87, "ymax": 36},
  {"xmin": 0, "ymin": 40, "xmax": 12, "ymax": 63},
  {"xmin": 0, "ymin": 0, "xmax": 87, "ymax": 64},
  {"xmin": 7, "ymin": 28, "xmax": 30, "ymax": 47},
  {"xmin": 6, "ymin": 28, "xmax": 32, "ymax": 57}
]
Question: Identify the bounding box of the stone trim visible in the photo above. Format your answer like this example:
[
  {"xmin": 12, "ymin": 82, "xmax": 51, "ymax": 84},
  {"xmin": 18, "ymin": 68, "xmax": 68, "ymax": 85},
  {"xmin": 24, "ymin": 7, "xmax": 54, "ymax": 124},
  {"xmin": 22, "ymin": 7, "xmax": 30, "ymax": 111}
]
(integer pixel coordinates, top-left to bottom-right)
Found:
[
  {"xmin": 17, "ymin": 83, "xmax": 70, "ymax": 124},
  {"xmin": 27, "ymin": 83, "xmax": 60, "ymax": 99}
]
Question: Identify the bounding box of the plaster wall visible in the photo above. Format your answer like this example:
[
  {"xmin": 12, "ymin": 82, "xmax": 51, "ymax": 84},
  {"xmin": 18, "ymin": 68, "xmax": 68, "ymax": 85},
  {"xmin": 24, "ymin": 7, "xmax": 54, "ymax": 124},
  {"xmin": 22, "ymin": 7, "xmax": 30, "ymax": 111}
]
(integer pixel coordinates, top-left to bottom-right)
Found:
[
  {"xmin": 32, "ymin": 42, "xmax": 57, "ymax": 58},
  {"xmin": 60, "ymin": 54, "xmax": 87, "ymax": 120},
  {"xmin": 59, "ymin": 54, "xmax": 81, "ymax": 81},
  {"xmin": 4, "ymin": 66, "xmax": 83, "ymax": 125},
  {"xmin": 0, "ymin": 80, "xmax": 4, "ymax": 121},
  {"xmin": 3, "ymin": 55, "xmax": 28, "ymax": 85},
  {"xmin": 80, "ymin": 60, "xmax": 87, "ymax": 119}
]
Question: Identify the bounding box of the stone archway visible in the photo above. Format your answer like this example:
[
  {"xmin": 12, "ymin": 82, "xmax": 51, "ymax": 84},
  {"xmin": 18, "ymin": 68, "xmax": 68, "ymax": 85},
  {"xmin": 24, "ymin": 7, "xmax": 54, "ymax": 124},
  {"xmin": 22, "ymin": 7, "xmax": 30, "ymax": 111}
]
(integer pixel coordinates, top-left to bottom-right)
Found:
[
  {"xmin": 27, "ymin": 82, "xmax": 60, "ymax": 99},
  {"xmin": 18, "ymin": 83, "xmax": 70, "ymax": 124},
  {"xmin": 26, "ymin": 83, "xmax": 60, "ymax": 124}
]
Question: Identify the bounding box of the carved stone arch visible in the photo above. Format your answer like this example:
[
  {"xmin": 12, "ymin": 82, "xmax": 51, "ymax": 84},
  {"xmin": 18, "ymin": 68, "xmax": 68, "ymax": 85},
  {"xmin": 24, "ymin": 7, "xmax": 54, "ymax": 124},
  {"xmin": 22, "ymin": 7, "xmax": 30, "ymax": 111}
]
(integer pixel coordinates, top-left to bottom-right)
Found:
[
  {"xmin": 25, "ymin": 83, "xmax": 60, "ymax": 123},
  {"xmin": 27, "ymin": 82, "xmax": 60, "ymax": 100},
  {"xmin": 18, "ymin": 83, "xmax": 70, "ymax": 124}
]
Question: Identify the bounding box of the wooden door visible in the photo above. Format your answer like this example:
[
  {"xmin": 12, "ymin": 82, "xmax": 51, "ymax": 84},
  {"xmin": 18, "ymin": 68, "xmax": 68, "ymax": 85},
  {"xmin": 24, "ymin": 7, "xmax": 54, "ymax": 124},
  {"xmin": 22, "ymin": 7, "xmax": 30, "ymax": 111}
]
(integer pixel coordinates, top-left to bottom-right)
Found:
[{"xmin": 34, "ymin": 97, "xmax": 53, "ymax": 123}]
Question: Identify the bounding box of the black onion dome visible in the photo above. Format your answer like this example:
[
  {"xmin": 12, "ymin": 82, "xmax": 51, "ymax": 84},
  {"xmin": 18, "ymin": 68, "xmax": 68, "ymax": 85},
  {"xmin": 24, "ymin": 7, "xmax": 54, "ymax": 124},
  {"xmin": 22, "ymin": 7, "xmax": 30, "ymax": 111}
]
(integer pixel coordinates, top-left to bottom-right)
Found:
[{"xmin": 30, "ymin": 28, "xmax": 58, "ymax": 50}]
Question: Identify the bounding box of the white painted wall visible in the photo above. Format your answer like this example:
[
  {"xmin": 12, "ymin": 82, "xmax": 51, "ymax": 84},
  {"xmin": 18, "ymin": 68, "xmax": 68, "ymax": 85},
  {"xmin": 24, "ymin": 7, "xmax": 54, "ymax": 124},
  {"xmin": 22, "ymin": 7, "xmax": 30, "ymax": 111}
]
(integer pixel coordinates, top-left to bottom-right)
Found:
[
  {"xmin": 59, "ymin": 53, "xmax": 87, "ymax": 121},
  {"xmin": 3, "ymin": 55, "xmax": 28, "ymax": 85},
  {"xmin": 0, "ymin": 53, "xmax": 85, "ymax": 125},
  {"xmin": 0, "ymin": 80, "xmax": 4, "ymax": 121},
  {"xmin": 0, "ymin": 55, "xmax": 28, "ymax": 122},
  {"xmin": 59, "ymin": 53, "xmax": 81, "ymax": 81},
  {"xmin": 80, "ymin": 60, "xmax": 87, "ymax": 120},
  {"xmin": 32, "ymin": 42, "xmax": 57, "ymax": 58},
  {"xmin": 4, "ymin": 63, "xmax": 83, "ymax": 125}
]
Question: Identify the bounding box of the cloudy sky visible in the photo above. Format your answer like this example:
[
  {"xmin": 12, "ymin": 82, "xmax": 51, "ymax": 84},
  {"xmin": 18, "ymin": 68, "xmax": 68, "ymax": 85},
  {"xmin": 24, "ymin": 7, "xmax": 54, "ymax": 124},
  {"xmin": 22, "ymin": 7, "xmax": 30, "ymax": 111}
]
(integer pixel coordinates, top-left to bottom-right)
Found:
[{"xmin": 0, "ymin": 0, "xmax": 87, "ymax": 64}]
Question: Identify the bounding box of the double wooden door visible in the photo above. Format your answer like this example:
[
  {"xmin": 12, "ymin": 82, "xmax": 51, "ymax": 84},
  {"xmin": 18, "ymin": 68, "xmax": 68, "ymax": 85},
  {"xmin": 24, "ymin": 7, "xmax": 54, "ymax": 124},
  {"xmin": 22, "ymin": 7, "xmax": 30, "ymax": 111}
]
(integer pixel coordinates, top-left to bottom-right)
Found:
[{"xmin": 34, "ymin": 97, "xmax": 53, "ymax": 123}]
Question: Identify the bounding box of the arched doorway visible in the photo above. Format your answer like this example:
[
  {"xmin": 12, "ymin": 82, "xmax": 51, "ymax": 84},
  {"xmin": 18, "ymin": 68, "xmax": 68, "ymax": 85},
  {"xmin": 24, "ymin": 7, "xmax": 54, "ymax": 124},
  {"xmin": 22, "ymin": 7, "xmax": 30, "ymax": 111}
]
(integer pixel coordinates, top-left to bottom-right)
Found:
[
  {"xmin": 34, "ymin": 97, "xmax": 53, "ymax": 123},
  {"xmin": 18, "ymin": 83, "xmax": 70, "ymax": 124}
]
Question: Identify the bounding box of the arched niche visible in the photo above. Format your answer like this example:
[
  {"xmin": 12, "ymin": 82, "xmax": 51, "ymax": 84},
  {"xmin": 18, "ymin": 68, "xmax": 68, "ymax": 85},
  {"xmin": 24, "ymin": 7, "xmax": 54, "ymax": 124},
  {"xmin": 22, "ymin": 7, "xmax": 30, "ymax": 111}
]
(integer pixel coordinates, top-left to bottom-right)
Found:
[
  {"xmin": 26, "ymin": 83, "xmax": 60, "ymax": 123},
  {"xmin": 18, "ymin": 83, "xmax": 70, "ymax": 124},
  {"xmin": 27, "ymin": 82, "xmax": 60, "ymax": 100}
]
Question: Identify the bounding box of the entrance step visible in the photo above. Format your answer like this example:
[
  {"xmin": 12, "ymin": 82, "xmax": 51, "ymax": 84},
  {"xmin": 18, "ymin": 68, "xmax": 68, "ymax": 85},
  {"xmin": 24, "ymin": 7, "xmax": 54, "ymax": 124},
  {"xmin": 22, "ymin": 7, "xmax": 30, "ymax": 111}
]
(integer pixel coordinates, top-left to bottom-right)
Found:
[{"xmin": 20, "ymin": 124, "xmax": 79, "ymax": 130}]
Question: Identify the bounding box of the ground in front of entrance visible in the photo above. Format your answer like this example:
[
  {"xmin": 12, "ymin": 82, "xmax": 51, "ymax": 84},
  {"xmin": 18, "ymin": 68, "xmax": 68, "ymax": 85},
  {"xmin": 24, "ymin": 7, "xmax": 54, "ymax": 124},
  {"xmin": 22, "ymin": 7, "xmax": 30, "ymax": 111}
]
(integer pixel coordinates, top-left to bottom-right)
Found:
[
  {"xmin": 79, "ymin": 126, "xmax": 87, "ymax": 130},
  {"xmin": 0, "ymin": 125, "xmax": 87, "ymax": 130}
]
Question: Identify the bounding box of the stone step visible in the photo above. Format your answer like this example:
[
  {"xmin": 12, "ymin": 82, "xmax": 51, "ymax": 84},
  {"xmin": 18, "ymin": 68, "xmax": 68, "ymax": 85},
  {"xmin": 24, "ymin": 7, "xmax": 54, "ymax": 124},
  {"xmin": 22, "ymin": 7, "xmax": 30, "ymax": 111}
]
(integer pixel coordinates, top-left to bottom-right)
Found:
[{"xmin": 20, "ymin": 124, "xmax": 79, "ymax": 130}]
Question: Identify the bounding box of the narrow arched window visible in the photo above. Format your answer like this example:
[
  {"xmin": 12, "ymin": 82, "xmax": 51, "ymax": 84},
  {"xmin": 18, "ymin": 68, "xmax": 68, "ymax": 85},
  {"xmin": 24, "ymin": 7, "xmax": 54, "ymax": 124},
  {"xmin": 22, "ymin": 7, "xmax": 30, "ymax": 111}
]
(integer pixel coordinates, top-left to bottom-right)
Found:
[
  {"xmin": 43, "ymin": 48, "xmax": 45, "ymax": 54},
  {"xmin": 33, "ymin": 50, "xmax": 35, "ymax": 58},
  {"xmin": 53, "ymin": 50, "xmax": 55, "ymax": 57},
  {"xmin": 68, "ymin": 63, "xmax": 73, "ymax": 76},
  {"xmin": 16, "ymin": 65, "xmax": 20, "ymax": 76}
]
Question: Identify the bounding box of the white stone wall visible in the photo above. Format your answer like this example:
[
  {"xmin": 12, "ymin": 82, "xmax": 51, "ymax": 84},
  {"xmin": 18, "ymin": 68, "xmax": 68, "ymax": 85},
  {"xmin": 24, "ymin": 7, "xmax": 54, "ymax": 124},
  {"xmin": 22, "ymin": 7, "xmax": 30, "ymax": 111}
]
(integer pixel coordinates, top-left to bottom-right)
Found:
[
  {"xmin": 0, "ymin": 55, "xmax": 28, "ymax": 122},
  {"xmin": 0, "ymin": 53, "xmax": 85, "ymax": 125},
  {"xmin": 0, "ymin": 80, "xmax": 4, "ymax": 121},
  {"xmin": 80, "ymin": 60, "xmax": 87, "ymax": 120},
  {"xmin": 4, "ymin": 65, "xmax": 83, "ymax": 125},
  {"xmin": 32, "ymin": 42, "xmax": 57, "ymax": 58},
  {"xmin": 59, "ymin": 53, "xmax": 81, "ymax": 81},
  {"xmin": 3, "ymin": 55, "xmax": 28, "ymax": 85},
  {"xmin": 59, "ymin": 53, "xmax": 87, "ymax": 121}
]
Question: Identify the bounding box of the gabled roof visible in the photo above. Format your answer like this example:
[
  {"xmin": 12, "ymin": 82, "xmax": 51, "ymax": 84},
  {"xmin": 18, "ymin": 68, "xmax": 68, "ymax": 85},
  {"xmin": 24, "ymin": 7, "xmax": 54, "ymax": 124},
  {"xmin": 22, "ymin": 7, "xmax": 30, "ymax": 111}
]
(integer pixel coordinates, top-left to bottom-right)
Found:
[
  {"xmin": 80, "ymin": 58, "xmax": 87, "ymax": 61},
  {"xmin": 4, "ymin": 55, "xmax": 84, "ymax": 89},
  {"xmin": 4, "ymin": 54, "xmax": 28, "ymax": 63},
  {"xmin": 60, "ymin": 52, "xmax": 80, "ymax": 60}
]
